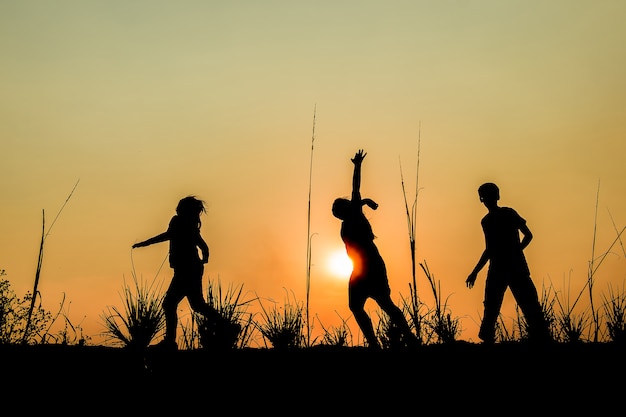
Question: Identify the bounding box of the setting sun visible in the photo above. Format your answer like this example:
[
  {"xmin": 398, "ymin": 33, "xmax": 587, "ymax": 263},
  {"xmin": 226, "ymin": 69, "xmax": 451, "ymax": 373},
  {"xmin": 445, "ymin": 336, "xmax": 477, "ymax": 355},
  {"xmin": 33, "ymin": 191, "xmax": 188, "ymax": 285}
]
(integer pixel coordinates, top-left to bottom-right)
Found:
[{"xmin": 327, "ymin": 250, "xmax": 353, "ymax": 279}]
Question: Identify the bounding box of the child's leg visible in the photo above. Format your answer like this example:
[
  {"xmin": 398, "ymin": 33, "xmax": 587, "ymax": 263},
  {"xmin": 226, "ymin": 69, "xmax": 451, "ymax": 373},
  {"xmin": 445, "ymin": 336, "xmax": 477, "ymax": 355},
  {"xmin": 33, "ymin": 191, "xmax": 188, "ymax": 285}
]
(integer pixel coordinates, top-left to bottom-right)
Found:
[
  {"xmin": 349, "ymin": 290, "xmax": 380, "ymax": 349},
  {"xmin": 185, "ymin": 265, "xmax": 219, "ymax": 320},
  {"xmin": 480, "ymin": 275, "xmax": 507, "ymax": 343},
  {"xmin": 376, "ymin": 294, "xmax": 418, "ymax": 345},
  {"xmin": 510, "ymin": 275, "xmax": 551, "ymax": 342},
  {"xmin": 162, "ymin": 276, "xmax": 185, "ymax": 343}
]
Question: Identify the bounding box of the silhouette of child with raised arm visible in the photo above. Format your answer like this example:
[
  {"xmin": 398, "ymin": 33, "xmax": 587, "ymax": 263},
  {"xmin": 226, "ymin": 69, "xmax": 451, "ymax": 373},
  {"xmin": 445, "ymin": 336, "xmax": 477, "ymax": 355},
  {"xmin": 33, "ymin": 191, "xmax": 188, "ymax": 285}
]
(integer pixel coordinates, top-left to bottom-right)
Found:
[
  {"xmin": 333, "ymin": 149, "xmax": 418, "ymax": 349},
  {"xmin": 466, "ymin": 182, "xmax": 551, "ymax": 344},
  {"xmin": 132, "ymin": 195, "xmax": 218, "ymax": 350}
]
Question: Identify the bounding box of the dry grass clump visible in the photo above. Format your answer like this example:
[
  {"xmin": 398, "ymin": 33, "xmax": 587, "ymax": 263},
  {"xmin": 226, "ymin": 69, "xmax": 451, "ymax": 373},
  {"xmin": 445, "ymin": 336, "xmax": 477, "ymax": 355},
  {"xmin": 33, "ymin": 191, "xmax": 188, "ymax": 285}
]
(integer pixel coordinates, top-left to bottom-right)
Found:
[
  {"xmin": 419, "ymin": 261, "xmax": 461, "ymax": 344},
  {"xmin": 602, "ymin": 282, "xmax": 626, "ymax": 343},
  {"xmin": 317, "ymin": 312, "xmax": 352, "ymax": 347},
  {"xmin": 193, "ymin": 277, "xmax": 255, "ymax": 350},
  {"xmin": 395, "ymin": 128, "xmax": 459, "ymax": 346},
  {"xmin": 255, "ymin": 289, "xmax": 305, "ymax": 349},
  {"xmin": 550, "ymin": 276, "xmax": 592, "ymax": 343},
  {"xmin": 394, "ymin": 261, "xmax": 461, "ymax": 346},
  {"xmin": 100, "ymin": 275, "xmax": 165, "ymax": 350}
]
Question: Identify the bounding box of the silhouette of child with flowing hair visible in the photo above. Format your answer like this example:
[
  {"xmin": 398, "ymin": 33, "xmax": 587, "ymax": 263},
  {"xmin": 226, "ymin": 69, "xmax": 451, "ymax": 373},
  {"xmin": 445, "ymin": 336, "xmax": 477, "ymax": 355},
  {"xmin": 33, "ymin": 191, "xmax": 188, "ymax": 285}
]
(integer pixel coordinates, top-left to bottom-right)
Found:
[
  {"xmin": 333, "ymin": 149, "xmax": 418, "ymax": 349},
  {"xmin": 132, "ymin": 195, "xmax": 218, "ymax": 350},
  {"xmin": 466, "ymin": 182, "xmax": 551, "ymax": 344}
]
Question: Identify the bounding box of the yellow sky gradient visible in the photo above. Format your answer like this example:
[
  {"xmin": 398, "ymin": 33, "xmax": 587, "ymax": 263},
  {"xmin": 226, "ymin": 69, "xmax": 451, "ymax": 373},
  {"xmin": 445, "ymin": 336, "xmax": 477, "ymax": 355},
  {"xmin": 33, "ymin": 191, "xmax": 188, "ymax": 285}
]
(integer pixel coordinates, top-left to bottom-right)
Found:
[{"xmin": 2, "ymin": 1, "xmax": 625, "ymax": 345}]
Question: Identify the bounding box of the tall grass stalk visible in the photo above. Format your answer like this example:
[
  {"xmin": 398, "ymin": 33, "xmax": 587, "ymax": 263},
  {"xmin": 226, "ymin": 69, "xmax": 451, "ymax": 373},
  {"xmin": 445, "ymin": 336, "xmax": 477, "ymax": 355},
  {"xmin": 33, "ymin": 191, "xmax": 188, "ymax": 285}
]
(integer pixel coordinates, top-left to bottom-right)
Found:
[
  {"xmin": 608, "ymin": 209, "xmax": 626, "ymax": 259},
  {"xmin": 524, "ymin": 187, "xmax": 624, "ymax": 343},
  {"xmin": 419, "ymin": 261, "xmax": 460, "ymax": 344},
  {"xmin": 563, "ymin": 182, "xmax": 625, "ymax": 342},
  {"xmin": 399, "ymin": 121, "xmax": 421, "ymax": 339},
  {"xmin": 25, "ymin": 211, "xmax": 45, "ymax": 344},
  {"xmin": 23, "ymin": 179, "xmax": 79, "ymax": 344},
  {"xmin": 587, "ymin": 180, "xmax": 601, "ymax": 341},
  {"xmin": 305, "ymin": 104, "xmax": 316, "ymax": 347}
]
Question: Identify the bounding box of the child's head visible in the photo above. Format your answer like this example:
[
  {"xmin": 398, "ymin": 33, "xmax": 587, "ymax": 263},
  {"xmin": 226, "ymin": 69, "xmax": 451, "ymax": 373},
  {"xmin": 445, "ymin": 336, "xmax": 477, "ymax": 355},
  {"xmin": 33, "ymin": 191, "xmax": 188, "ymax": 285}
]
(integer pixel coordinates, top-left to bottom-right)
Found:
[
  {"xmin": 478, "ymin": 182, "xmax": 499, "ymax": 203},
  {"xmin": 176, "ymin": 195, "xmax": 207, "ymax": 218},
  {"xmin": 332, "ymin": 198, "xmax": 350, "ymax": 220}
]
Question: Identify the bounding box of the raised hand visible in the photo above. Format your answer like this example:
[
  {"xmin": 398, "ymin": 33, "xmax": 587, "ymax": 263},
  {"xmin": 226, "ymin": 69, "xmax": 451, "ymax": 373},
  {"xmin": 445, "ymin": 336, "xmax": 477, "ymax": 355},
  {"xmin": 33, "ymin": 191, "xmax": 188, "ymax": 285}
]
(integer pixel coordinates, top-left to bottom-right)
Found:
[{"xmin": 351, "ymin": 149, "xmax": 366, "ymax": 165}]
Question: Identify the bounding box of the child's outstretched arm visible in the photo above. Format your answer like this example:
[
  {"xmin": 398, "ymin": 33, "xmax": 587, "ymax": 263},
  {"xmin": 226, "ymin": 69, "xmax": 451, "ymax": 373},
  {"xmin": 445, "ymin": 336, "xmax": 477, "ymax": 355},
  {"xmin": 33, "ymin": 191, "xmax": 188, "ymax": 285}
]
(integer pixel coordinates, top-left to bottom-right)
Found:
[{"xmin": 132, "ymin": 232, "xmax": 168, "ymax": 248}]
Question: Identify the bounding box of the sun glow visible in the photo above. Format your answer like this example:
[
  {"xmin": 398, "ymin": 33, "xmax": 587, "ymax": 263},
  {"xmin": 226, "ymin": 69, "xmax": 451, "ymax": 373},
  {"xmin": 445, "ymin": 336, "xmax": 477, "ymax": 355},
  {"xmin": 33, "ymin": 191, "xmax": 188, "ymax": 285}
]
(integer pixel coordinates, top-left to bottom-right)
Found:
[{"xmin": 327, "ymin": 250, "xmax": 353, "ymax": 279}]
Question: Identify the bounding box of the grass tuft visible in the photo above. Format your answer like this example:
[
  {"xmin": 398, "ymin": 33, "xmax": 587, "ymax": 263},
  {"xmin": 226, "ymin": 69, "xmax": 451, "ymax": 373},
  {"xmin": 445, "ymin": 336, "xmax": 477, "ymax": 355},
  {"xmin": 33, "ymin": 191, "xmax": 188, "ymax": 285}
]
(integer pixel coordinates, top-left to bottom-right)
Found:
[
  {"xmin": 100, "ymin": 274, "xmax": 164, "ymax": 351},
  {"xmin": 195, "ymin": 277, "xmax": 256, "ymax": 350},
  {"xmin": 602, "ymin": 281, "xmax": 626, "ymax": 344},
  {"xmin": 255, "ymin": 289, "xmax": 305, "ymax": 349},
  {"xmin": 317, "ymin": 312, "xmax": 352, "ymax": 347}
]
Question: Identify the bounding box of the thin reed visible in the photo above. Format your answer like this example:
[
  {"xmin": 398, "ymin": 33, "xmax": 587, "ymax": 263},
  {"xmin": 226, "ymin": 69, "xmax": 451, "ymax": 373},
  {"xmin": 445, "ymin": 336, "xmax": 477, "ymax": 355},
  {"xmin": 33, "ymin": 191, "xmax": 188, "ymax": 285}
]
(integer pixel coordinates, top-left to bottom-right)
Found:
[
  {"xmin": 399, "ymin": 121, "xmax": 422, "ymax": 343},
  {"xmin": 23, "ymin": 180, "xmax": 79, "ymax": 344}
]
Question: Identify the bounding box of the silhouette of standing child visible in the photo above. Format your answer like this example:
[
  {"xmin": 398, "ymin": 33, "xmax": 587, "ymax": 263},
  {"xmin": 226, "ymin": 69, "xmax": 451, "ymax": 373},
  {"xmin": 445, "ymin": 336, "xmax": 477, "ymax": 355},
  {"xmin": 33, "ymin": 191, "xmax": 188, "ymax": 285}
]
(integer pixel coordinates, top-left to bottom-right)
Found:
[
  {"xmin": 133, "ymin": 195, "xmax": 218, "ymax": 350},
  {"xmin": 466, "ymin": 182, "xmax": 551, "ymax": 344},
  {"xmin": 333, "ymin": 149, "xmax": 417, "ymax": 349}
]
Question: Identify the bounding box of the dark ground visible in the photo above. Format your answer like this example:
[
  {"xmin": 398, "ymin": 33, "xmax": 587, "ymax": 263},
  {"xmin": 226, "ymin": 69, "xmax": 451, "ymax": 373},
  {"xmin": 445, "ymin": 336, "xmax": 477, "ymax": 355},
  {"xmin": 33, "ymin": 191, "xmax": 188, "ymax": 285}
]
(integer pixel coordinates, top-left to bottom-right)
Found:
[{"xmin": 2, "ymin": 341, "xmax": 624, "ymax": 415}]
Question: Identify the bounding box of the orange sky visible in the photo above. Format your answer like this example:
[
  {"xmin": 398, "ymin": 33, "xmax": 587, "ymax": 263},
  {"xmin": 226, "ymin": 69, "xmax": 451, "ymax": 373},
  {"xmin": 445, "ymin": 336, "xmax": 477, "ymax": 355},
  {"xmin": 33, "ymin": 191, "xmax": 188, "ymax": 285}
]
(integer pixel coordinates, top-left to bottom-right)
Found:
[{"xmin": 2, "ymin": 1, "xmax": 625, "ymax": 346}]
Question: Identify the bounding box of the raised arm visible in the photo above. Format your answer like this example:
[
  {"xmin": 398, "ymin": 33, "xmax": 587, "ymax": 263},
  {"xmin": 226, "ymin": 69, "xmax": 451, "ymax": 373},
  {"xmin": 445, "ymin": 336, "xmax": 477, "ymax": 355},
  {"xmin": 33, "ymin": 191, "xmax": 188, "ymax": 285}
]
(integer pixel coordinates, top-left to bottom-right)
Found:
[{"xmin": 351, "ymin": 149, "xmax": 366, "ymax": 203}]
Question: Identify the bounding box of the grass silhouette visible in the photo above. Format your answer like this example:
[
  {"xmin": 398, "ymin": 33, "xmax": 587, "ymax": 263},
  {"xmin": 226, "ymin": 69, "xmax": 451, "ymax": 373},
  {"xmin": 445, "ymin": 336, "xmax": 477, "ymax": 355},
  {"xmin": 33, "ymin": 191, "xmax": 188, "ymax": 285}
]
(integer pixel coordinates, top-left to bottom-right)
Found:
[
  {"xmin": 255, "ymin": 288, "xmax": 306, "ymax": 349},
  {"xmin": 100, "ymin": 273, "xmax": 165, "ymax": 350}
]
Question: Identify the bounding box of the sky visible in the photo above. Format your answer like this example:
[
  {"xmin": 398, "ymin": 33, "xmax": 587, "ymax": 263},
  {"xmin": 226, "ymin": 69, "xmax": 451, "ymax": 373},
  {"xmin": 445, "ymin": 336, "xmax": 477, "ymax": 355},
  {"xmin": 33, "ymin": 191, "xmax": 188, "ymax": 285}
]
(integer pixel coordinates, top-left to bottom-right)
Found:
[{"xmin": 1, "ymin": 1, "xmax": 625, "ymax": 346}]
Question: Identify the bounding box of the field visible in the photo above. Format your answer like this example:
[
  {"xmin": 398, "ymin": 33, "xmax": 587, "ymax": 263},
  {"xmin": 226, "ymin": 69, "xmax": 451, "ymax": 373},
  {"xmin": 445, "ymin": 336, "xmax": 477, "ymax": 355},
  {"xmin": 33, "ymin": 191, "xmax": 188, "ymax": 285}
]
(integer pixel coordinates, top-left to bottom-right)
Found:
[{"xmin": 3, "ymin": 341, "xmax": 623, "ymax": 414}]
